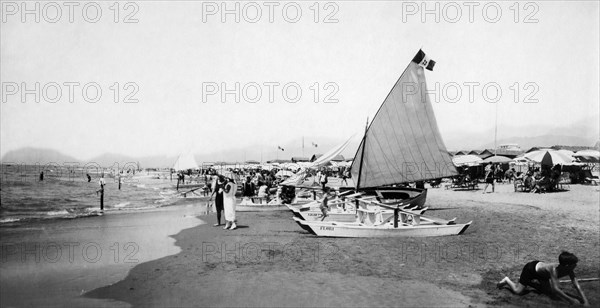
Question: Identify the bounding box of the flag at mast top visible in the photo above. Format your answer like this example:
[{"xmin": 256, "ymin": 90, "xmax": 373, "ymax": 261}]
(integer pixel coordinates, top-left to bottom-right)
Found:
[{"xmin": 412, "ymin": 49, "xmax": 435, "ymax": 71}]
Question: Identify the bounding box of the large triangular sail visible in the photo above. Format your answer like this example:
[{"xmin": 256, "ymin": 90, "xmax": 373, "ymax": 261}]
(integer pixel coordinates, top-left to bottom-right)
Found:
[
  {"xmin": 310, "ymin": 135, "xmax": 354, "ymax": 167},
  {"xmin": 350, "ymin": 50, "xmax": 457, "ymax": 189}
]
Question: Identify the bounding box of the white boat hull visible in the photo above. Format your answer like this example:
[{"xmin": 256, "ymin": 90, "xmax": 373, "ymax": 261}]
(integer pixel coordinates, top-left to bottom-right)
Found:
[
  {"xmin": 293, "ymin": 217, "xmax": 471, "ymax": 238},
  {"xmin": 236, "ymin": 197, "xmax": 312, "ymax": 212},
  {"xmin": 286, "ymin": 204, "xmax": 360, "ymax": 222}
]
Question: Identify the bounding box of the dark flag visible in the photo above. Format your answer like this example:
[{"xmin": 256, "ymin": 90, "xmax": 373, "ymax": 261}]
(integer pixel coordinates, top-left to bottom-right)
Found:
[{"xmin": 412, "ymin": 49, "xmax": 435, "ymax": 71}]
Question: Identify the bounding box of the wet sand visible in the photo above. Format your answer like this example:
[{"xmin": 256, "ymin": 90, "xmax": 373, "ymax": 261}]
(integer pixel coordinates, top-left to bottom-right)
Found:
[
  {"xmin": 84, "ymin": 182, "xmax": 599, "ymax": 307},
  {"xmin": 0, "ymin": 204, "xmax": 203, "ymax": 307}
]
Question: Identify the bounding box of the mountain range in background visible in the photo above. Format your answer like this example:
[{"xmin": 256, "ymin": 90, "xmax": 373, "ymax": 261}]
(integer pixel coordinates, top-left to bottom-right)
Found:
[
  {"xmin": 2, "ymin": 120, "xmax": 599, "ymax": 168},
  {"xmin": 444, "ymin": 115, "xmax": 599, "ymax": 151}
]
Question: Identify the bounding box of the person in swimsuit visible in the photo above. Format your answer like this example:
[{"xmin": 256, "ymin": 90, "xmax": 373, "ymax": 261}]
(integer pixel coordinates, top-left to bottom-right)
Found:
[
  {"xmin": 482, "ymin": 164, "xmax": 496, "ymax": 194},
  {"xmin": 319, "ymin": 187, "xmax": 333, "ymax": 221},
  {"xmin": 209, "ymin": 175, "xmax": 226, "ymax": 226},
  {"xmin": 497, "ymin": 251, "xmax": 589, "ymax": 306}
]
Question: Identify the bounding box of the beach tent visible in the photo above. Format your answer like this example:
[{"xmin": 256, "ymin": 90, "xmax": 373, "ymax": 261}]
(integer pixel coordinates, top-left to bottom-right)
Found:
[
  {"xmin": 524, "ymin": 149, "xmax": 574, "ymax": 166},
  {"xmin": 173, "ymin": 152, "xmax": 199, "ymax": 171},
  {"xmin": 452, "ymin": 155, "xmax": 483, "ymax": 167},
  {"xmin": 482, "ymin": 155, "xmax": 513, "ymax": 164}
]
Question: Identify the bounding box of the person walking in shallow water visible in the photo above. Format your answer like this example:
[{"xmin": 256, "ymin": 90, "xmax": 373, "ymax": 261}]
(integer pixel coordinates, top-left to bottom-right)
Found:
[{"xmin": 482, "ymin": 164, "xmax": 496, "ymax": 194}]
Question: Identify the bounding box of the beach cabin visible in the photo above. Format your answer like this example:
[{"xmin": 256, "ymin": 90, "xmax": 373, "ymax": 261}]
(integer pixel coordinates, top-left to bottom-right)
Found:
[
  {"xmin": 291, "ymin": 157, "xmax": 310, "ymax": 163},
  {"xmin": 469, "ymin": 149, "xmax": 494, "ymax": 159},
  {"xmin": 494, "ymin": 144, "xmax": 523, "ymax": 159}
]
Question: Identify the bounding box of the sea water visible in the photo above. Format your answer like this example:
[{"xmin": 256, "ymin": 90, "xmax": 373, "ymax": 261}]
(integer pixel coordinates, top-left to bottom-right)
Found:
[{"xmin": 0, "ymin": 164, "xmax": 204, "ymax": 225}]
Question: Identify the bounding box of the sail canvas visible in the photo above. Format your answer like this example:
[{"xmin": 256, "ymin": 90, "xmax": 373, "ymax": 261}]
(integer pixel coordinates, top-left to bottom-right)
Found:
[{"xmin": 351, "ymin": 52, "xmax": 457, "ymax": 189}]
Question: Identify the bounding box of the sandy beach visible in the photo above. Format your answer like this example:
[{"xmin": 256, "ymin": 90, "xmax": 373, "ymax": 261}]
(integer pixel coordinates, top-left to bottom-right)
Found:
[{"xmin": 71, "ymin": 182, "xmax": 600, "ymax": 307}]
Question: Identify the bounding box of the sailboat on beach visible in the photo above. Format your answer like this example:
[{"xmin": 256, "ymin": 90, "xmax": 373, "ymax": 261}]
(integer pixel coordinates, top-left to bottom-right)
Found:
[{"xmin": 294, "ymin": 49, "xmax": 472, "ymax": 237}]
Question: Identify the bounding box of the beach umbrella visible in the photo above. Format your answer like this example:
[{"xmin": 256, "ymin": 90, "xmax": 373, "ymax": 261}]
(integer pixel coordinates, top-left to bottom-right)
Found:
[
  {"xmin": 558, "ymin": 149, "xmax": 575, "ymax": 157},
  {"xmin": 260, "ymin": 164, "xmax": 274, "ymax": 171},
  {"xmin": 282, "ymin": 163, "xmax": 301, "ymax": 171},
  {"xmin": 524, "ymin": 149, "xmax": 574, "ymax": 166},
  {"xmin": 452, "ymin": 154, "xmax": 483, "ymax": 167},
  {"xmin": 573, "ymin": 150, "xmax": 600, "ymax": 163},
  {"xmin": 276, "ymin": 170, "xmax": 294, "ymax": 178},
  {"xmin": 482, "ymin": 155, "xmax": 513, "ymax": 164}
]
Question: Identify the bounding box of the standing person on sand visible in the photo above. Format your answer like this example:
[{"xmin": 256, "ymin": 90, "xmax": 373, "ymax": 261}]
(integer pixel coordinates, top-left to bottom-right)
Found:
[
  {"xmin": 482, "ymin": 164, "xmax": 496, "ymax": 194},
  {"xmin": 498, "ymin": 251, "xmax": 589, "ymax": 306},
  {"xmin": 341, "ymin": 168, "xmax": 350, "ymax": 186},
  {"xmin": 314, "ymin": 170, "xmax": 322, "ymax": 186},
  {"xmin": 222, "ymin": 177, "xmax": 237, "ymax": 230},
  {"xmin": 319, "ymin": 186, "xmax": 333, "ymax": 221},
  {"xmin": 209, "ymin": 175, "xmax": 226, "ymax": 226},
  {"xmin": 242, "ymin": 176, "xmax": 255, "ymax": 198},
  {"xmin": 320, "ymin": 169, "xmax": 328, "ymax": 190}
]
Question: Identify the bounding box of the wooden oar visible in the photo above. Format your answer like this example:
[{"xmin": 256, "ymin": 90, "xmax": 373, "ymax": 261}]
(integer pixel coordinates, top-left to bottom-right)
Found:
[{"xmin": 179, "ymin": 187, "xmax": 203, "ymax": 197}]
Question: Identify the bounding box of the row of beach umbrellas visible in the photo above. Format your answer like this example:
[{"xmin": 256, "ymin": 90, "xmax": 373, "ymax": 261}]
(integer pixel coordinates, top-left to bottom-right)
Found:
[{"xmin": 452, "ymin": 149, "xmax": 600, "ymax": 167}]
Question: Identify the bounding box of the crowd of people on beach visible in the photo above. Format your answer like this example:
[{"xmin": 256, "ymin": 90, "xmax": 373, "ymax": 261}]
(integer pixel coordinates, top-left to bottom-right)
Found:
[{"xmin": 451, "ymin": 161, "xmax": 585, "ymax": 194}]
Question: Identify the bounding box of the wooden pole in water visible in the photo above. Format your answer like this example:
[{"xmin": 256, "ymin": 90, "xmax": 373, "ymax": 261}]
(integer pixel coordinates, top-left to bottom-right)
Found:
[{"xmin": 99, "ymin": 177, "xmax": 105, "ymax": 211}]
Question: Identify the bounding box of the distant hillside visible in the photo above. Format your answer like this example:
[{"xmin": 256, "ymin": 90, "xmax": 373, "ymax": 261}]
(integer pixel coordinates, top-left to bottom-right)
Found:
[
  {"xmin": 444, "ymin": 118, "xmax": 599, "ymax": 151},
  {"xmin": 87, "ymin": 153, "xmax": 180, "ymax": 168},
  {"xmin": 1, "ymin": 147, "xmax": 79, "ymax": 164},
  {"xmin": 87, "ymin": 153, "xmax": 139, "ymax": 168}
]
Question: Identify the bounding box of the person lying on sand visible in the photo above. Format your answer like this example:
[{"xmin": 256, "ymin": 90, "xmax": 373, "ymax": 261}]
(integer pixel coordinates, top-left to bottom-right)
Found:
[{"xmin": 497, "ymin": 251, "xmax": 589, "ymax": 306}]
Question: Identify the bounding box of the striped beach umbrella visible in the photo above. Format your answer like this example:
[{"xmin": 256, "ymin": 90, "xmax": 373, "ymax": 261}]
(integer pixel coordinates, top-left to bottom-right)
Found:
[
  {"xmin": 524, "ymin": 149, "xmax": 574, "ymax": 166},
  {"xmin": 573, "ymin": 150, "xmax": 600, "ymax": 163}
]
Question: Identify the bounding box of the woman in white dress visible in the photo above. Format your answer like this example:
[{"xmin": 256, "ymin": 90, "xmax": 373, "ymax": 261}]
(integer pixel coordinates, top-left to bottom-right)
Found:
[{"xmin": 223, "ymin": 178, "xmax": 237, "ymax": 230}]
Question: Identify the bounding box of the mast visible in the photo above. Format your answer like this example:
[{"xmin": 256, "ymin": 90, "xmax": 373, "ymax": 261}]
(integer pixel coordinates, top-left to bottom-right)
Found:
[
  {"xmin": 355, "ymin": 117, "xmax": 369, "ymax": 191},
  {"xmin": 494, "ymin": 100, "xmax": 498, "ymax": 156}
]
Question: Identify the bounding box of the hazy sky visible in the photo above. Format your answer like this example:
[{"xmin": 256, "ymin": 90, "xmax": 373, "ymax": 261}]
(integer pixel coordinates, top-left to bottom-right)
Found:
[{"xmin": 1, "ymin": 1, "xmax": 599, "ymax": 161}]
